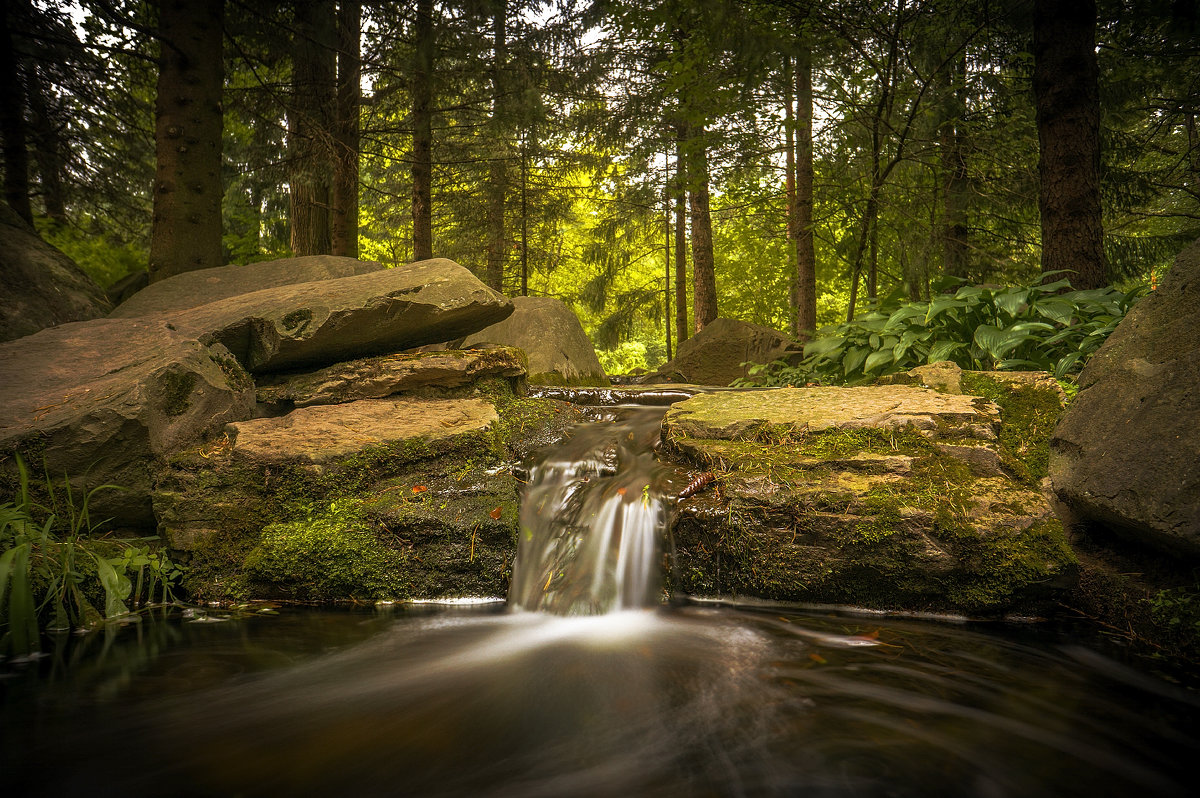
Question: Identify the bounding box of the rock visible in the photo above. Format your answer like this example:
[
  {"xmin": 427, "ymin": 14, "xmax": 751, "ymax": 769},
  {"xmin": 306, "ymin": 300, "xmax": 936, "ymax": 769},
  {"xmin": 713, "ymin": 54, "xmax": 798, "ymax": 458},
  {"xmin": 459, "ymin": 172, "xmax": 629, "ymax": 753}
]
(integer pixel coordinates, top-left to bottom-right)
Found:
[
  {"xmin": 0, "ymin": 202, "xmax": 111, "ymax": 342},
  {"xmin": 0, "ymin": 317, "xmax": 255, "ymax": 527},
  {"xmin": 104, "ymin": 269, "xmax": 149, "ymax": 306},
  {"xmin": 460, "ymin": 296, "xmax": 607, "ymax": 386},
  {"xmin": 663, "ymin": 385, "xmax": 999, "ymax": 444},
  {"xmin": 109, "ymin": 254, "xmax": 385, "ymax": 317},
  {"xmin": 667, "ymin": 383, "xmax": 1076, "ymax": 614},
  {"xmin": 225, "ymin": 397, "xmax": 499, "ymax": 463},
  {"xmin": 154, "ymin": 385, "xmax": 585, "ymax": 602},
  {"xmin": 644, "ymin": 317, "xmax": 797, "ymax": 386},
  {"xmin": 256, "ymin": 347, "xmax": 526, "ymax": 407},
  {"xmin": 1050, "ymin": 239, "xmax": 1200, "ymax": 555},
  {"xmin": 158, "ymin": 258, "xmax": 513, "ymax": 373}
]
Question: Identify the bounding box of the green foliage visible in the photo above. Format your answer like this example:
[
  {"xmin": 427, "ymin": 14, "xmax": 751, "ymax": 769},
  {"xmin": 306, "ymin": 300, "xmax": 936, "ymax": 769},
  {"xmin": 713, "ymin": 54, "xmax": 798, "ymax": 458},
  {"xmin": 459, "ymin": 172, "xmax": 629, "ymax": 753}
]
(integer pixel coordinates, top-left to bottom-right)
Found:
[
  {"xmin": 0, "ymin": 456, "xmax": 183, "ymax": 659},
  {"xmin": 596, "ymin": 341, "xmax": 652, "ymax": 375},
  {"xmin": 741, "ymin": 276, "xmax": 1146, "ymax": 386},
  {"xmin": 1149, "ymin": 585, "xmax": 1200, "ymax": 639}
]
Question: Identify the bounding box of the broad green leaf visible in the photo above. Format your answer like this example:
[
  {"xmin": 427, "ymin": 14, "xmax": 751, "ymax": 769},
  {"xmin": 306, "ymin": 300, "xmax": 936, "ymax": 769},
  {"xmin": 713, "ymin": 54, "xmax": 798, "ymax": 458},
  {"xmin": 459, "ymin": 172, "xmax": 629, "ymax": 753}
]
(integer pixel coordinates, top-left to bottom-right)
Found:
[
  {"xmin": 1035, "ymin": 300, "xmax": 1076, "ymax": 325},
  {"xmin": 973, "ymin": 324, "xmax": 1028, "ymax": 359},
  {"xmin": 842, "ymin": 346, "xmax": 868, "ymax": 376},
  {"xmin": 864, "ymin": 349, "xmax": 895, "ymax": 373},
  {"xmin": 924, "ymin": 297, "xmax": 967, "ymax": 322},
  {"xmin": 1054, "ymin": 351, "xmax": 1084, "ymax": 377},
  {"xmin": 803, "ymin": 336, "xmax": 844, "ymax": 357},
  {"xmin": 94, "ymin": 556, "xmax": 131, "ymax": 618},
  {"xmin": 926, "ymin": 341, "xmax": 964, "ymax": 364},
  {"xmin": 992, "ymin": 288, "xmax": 1029, "ymax": 317}
]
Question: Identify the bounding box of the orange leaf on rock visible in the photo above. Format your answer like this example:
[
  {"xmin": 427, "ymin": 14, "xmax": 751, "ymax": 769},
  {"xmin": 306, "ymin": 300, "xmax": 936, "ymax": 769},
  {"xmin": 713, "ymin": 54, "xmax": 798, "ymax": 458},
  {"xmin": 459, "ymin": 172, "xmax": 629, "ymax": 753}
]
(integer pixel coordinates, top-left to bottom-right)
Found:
[
  {"xmin": 489, "ymin": 506, "xmax": 503, "ymax": 519},
  {"xmin": 412, "ymin": 485, "xmax": 427, "ymax": 494}
]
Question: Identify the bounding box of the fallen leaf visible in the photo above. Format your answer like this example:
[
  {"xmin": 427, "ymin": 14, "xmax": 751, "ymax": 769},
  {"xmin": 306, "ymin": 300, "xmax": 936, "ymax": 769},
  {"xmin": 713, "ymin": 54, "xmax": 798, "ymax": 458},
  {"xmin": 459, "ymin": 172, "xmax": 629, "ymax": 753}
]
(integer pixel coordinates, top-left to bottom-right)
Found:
[
  {"xmin": 489, "ymin": 506, "xmax": 502, "ymax": 519},
  {"xmin": 809, "ymin": 653, "xmax": 827, "ymax": 664},
  {"xmin": 616, "ymin": 487, "xmax": 627, "ymax": 496},
  {"xmin": 412, "ymin": 485, "xmax": 427, "ymax": 494}
]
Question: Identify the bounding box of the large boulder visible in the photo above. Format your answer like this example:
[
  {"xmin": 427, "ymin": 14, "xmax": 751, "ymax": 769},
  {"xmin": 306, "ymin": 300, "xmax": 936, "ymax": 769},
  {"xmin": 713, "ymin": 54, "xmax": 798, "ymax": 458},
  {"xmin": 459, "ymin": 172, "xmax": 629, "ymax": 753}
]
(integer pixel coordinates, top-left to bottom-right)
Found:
[
  {"xmin": 147, "ymin": 258, "xmax": 512, "ymax": 374},
  {"xmin": 647, "ymin": 317, "xmax": 796, "ymax": 386},
  {"xmin": 0, "ymin": 203, "xmax": 111, "ymax": 342},
  {"xmin": 0, "ymin": 317, "xmax": 255, "ymax": 527},
  {"xmin": 666, "ymin": 381, "xmax": 1077, "ymax": 613},
  {"xmin": 461, "ymin": 296, "xmax": 607, "ymax": 386},
  {"xmin": 1050, "ymin": 240, "xmax": 1200, "ymax": 555},
  {"xmin": 109, "ymin": 254, "xmax": 385, "ymax": 317}
]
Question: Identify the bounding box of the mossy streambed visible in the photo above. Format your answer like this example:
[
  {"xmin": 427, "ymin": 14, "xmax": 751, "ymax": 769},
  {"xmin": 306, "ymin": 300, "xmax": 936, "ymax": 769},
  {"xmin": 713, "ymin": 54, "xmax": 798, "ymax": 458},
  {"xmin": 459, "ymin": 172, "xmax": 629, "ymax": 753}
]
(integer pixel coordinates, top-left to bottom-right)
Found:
[{"xmin": 3, "ymin": 601, "xmax": 1196, "ymax": 797}]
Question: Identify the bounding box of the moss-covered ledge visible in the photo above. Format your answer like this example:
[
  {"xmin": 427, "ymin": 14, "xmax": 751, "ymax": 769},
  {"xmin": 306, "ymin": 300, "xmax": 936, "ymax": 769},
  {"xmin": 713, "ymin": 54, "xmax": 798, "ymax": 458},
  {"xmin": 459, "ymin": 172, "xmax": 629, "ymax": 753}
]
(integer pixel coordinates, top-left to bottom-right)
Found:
[
  {"xmin": 663, "ymin": 382, "xmax": 1077, "ymax": 615},
  {"xmin": 153, "ymin": 377, "xmax": 583, "ymax": 603}
]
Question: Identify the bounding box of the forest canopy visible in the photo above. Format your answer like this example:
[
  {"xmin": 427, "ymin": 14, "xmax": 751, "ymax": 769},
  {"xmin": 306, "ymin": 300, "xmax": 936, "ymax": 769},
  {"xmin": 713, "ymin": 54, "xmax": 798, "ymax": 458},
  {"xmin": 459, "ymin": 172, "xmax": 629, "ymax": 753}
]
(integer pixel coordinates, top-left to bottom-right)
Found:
[{"xmin": 2, "ymin": 0, "xmax": 1197, "ymax": 373}]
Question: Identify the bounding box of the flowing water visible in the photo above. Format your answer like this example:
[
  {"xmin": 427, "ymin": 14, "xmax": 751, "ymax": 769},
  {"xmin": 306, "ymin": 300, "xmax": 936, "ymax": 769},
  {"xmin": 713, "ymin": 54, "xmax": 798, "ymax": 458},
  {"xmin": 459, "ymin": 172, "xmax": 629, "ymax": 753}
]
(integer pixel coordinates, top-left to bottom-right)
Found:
[{"xmin": 3, "ymin": 405, "xmax": 1198, "ymax": 797}]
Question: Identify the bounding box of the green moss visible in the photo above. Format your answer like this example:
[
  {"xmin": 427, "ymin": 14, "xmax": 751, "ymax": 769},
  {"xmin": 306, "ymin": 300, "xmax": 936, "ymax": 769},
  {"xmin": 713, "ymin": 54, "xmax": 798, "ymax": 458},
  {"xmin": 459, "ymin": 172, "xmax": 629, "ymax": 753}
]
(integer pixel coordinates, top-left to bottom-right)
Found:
[
  {"xmin": 213, "ymin": 354, "xmax": 254, "ymax": 392},
  {"xmin": 960, "ymin": 372, "xmax": 1064, "ymax": 485},
  {"xmin": 243, "ymin": 499, "xmax": 410, "ymax": 601},
  {"xmin": 159, "ymin": 371, "xmax": 198, "ymax": 416}
]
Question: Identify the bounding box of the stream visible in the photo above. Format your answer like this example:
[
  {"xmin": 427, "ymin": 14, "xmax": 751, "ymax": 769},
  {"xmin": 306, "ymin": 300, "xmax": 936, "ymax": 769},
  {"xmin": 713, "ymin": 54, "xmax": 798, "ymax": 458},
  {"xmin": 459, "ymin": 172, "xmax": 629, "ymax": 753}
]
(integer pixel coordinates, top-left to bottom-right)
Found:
[{"xmin": 3, "ymin": 404, "xmax": 1198, "ymax": 797}]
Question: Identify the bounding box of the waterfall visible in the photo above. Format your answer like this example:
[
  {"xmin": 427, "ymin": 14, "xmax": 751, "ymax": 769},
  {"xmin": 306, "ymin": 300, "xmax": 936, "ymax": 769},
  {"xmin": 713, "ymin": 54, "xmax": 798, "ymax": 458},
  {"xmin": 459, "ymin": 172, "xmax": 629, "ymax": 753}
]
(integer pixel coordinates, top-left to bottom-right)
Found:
[{"xmin": 507, "ymin": 406, "xmax": 672, "ymax": 615}]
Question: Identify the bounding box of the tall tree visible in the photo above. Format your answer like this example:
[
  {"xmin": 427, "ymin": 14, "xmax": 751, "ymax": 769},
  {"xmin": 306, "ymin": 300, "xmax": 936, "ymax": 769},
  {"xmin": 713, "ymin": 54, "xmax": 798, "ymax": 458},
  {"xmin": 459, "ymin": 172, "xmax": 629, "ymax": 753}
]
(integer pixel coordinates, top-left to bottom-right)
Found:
[
  {"xmin": 939, "ymin": 47, "xmax": 969, "ymax": 279},
  {"xmin": 673, "ymin": 130, "xmax": 689, "ymax": 344},
  {"xmin": 148, "ymin": 0, "xmax": 224, "ymax": 282},
  {"xmin": 411, "ymin": 0, "xmax": 434, "ymax": 261},
  {"xmin": 1, "ymin": 1, "xmax": 33, "ymax": 224},
  {"xmin": 289, "ymin": 0, "xmax": 336, "ymax": 256},
  {"xmin": 331, "ymin": 0, "xmax": 360, "ymax": 257},
  {"xmin": 484, "ymin": 0, "xmax": 508, "ymax": 291},
  {"xmin": 792, "ymin": 38, "xmax": 817, "ymax": 338},
  {"xmin": 1033, "ymin": 0, "xmax": 1106, "ymax": 288}
]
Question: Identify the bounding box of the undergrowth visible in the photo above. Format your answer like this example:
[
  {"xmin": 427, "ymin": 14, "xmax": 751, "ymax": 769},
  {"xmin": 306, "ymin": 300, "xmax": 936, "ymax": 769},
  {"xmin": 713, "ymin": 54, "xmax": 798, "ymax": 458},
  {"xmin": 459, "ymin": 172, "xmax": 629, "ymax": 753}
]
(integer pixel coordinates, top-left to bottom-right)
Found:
[
  {"xmin": 739, "ymin": 275, "xmax": 1145, "ymax": 386},
  {"xmin": 0, "ymin": 456, "xmax": 184, "ymax": 660}
]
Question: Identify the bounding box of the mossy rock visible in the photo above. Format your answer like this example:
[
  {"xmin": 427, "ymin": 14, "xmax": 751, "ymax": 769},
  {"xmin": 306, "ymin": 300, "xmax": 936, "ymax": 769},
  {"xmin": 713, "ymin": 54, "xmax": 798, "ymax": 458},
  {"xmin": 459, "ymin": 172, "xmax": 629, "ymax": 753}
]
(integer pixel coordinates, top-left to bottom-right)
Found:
[
  {"xmin": 154, "ymin": 378, "xmax": 583, "ymax": 602},
  {"xmin": 664, "ymin": 383, "xmax": 1077, "ymax": 615}
]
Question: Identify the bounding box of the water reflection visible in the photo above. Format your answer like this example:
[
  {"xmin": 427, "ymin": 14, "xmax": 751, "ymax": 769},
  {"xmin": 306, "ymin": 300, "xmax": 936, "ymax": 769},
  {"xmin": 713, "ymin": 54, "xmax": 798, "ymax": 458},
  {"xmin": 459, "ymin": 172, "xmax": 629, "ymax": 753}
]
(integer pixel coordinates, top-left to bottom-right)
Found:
[{"xmin": 4, "ymin": 603, "xmax": 1196, "ymax": 797}]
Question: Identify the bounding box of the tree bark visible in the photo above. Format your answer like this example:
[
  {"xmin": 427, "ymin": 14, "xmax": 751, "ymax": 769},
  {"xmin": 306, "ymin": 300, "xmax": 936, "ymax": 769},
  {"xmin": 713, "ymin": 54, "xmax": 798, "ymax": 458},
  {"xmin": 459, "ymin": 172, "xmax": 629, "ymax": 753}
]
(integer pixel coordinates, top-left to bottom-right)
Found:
[
  {"xmin": 940, "ymin": 49, "xmax": 969, "ymax": 279},
  {"xmin": 1033, "ymin": 0, "xmax": 1106, "ymax": 289},
  {"xmin": 686, "ymin": 127, "xmax": 717, "ymax": 331},
  {"xmin": 331, "ymin": 0, "xmax": 360, "ymax": 258},
  {"xmin": 484, "ymin": 0, "xmax": 507, "ymax": 291},
  {"xmin": 149, "ymin": 0, "xmax": 224, "ymax": 282},
  {"xmin": 412, "ymin": 0, "xmax": 434, "ymax": 261},
  {"xmin": 784, "ymin": 55, "xmax": 797, "ymax": 325},
  {"xmin": 289, "ymin": 0, "xmax": 335, "ymax": 257},
  {"xmin": 1, "ymin": 1, "xmax": 33, "ymax": 225},
  {"xmin": 24, "ymin": 64, "xmax": 67, "ymax": 226},
  {"xmin": 794, "ymin": 41, "xmax": 817, "ymax": 339},
  {"xmin": 674, "ymin": 130, "xmax": 688, "ymax": 345}
]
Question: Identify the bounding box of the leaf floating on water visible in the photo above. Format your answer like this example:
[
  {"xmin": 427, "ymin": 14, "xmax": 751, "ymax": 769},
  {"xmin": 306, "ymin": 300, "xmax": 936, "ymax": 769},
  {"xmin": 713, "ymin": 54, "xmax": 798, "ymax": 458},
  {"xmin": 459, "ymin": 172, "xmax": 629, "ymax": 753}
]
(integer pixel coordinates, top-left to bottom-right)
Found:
[
  {"xmin": 412, "ymin": 485, "xmax": 427, "ymax": 494},
  {"xmin": 489, "ymin": 506, "xmax": 503, "ymax": 520},
  {"xmin": 616, "ymin": 487, "xmax": 627, "ymax": 496}
]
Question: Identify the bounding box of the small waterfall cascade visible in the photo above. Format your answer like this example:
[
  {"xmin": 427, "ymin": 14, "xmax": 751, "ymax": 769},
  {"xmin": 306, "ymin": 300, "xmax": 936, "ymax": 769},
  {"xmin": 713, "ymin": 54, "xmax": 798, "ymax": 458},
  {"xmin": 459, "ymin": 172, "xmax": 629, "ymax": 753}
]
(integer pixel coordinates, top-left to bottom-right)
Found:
[{"xmin": 507, "ymin": 405, "xmax": 673, "ymax": 615}]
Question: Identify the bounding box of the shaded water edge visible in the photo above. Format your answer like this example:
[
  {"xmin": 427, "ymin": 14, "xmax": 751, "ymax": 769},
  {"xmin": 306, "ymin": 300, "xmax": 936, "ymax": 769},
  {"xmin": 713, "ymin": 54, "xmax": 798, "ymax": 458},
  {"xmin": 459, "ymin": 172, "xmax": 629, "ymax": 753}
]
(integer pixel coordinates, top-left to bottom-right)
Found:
[{"xmin": 3, "ymin": 601, "xmax": 1198, "ymax": 798}]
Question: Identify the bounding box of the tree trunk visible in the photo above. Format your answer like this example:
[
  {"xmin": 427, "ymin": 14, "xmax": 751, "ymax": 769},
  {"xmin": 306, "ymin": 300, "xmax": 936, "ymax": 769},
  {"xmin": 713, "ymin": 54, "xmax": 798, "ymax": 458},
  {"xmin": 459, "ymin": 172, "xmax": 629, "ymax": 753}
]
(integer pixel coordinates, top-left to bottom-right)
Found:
[
  {"xmin": 1033, "ymin": 0, "xmax": 1106, "ymax": 289},
  {"xmin": 674, "ymin": 131, "xmax": 688, "ymax": 345},
  {"xmin": 289, "ymin": 0, "xmax": 335, "ymax": 257},
  {"xmin": 663, "ymin": 148, "xmax": 673, "ymax": 361},
  {"xmin": 331, "ymin": 0, "xmax": 360, "ymax": 258},
  {"xmin": 784, "ymin": 55, "xmax": 798, "ymax": 328},
  {"xmin": 411, "ymin": 0, "xmax": 434, "ymax": 261},
  {"xmin": 484, "ymin": 0, "xmax": 507, "ymax": 291},
  {"xmin": 149, "ymin": 0, "xmax": 224, "ymax": 282},
  {"xmin": 940, "ymin": 49, "xmax": 969, "ymax": 279},
  {"xmin": 24, "ymin": 64, "xmax": 67, "ymax": 226},
  {"xmin": 794, "ymin": 41, "xmax": 817, "ymax": 339},
  {"xmin": 1, "ymin": 1, "xmax": 33, "ymax": 225},
  {"xmin": 686, "ymin": 127, "xmax": 717, "ymax": 331}
]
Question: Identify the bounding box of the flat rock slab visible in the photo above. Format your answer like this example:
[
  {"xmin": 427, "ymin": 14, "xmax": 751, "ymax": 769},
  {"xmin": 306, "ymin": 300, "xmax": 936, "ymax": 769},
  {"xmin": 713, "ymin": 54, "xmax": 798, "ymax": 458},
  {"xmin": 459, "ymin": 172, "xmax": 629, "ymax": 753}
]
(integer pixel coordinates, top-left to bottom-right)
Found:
[
  {"xmin": 663, "ymin": 385, "xmax": 998, "ymax": 442},
  {"xmin": 0, "ymin": 317, "xmax": 255, "ymax": 526},
  {"xmin": 461, "ymin": 296, "xmax": 607, "ymax": 386},
  {"xmin": 157, "ymin": 258, "xmax": 513, "ymax": 373},
  {"xmin": 1051, "ymin": 239, "xmax": 1200, "ymax": 553},
  {"xmin": 226, "ymin": 397, "xmax": 499, "ymax": 464},
  {"xmin": 256, "ymin": 347, "xmax": 526, "ymax": 407},
  {"xmin": 109, "ymin": 254, "xmax": 384, "ymax": 317}
]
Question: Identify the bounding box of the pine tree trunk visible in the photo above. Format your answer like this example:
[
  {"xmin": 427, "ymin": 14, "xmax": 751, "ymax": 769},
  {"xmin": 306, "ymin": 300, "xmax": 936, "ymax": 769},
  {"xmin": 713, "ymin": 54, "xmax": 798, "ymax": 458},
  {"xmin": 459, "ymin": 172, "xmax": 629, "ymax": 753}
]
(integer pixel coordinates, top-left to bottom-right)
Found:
[
  {"xmin": 331, "ymin": 0, "xmax": 360, "ymax": 258},
  {"xmin": 412, "ymin": 0, "xmax": 434, "ymax": 261},
  {"xmin": 941, "ymin": 50, "xmax": 969, "ymax": 279},
  {"xmin": 674, "ymin": 131, "xmax": 688, "ymax": 345},
  {"xmin": 25, "ymin": 64, "xmax": 67, "ymax": 226},
  {"xmin": 1033, "ymin": 0, "xmax": 1106, "ymax": 289},
  {"xmin": 686, "ymin": 127, "xmax": 717, "ymax": 331},
  {"xmin": 149, "ymin": 0, "xmax": 224, "ymax": 282},
  {"xmin": 794, "ymin": 42, "xmax": 817, "ymax": 340},
  {"xmin": 289, "ymin": 0, "xmax": 335, "ymax": 257},
  {"xmin": 784, "ymin": 55, "xmax": 798, "ymax": 330},
  {"xmin": 484, "ymin": 0, "xmax": 507, "ymax": 292},
  {"xmin": 1, "ymin": 1, "xmax": 33, "ymax": 225}
]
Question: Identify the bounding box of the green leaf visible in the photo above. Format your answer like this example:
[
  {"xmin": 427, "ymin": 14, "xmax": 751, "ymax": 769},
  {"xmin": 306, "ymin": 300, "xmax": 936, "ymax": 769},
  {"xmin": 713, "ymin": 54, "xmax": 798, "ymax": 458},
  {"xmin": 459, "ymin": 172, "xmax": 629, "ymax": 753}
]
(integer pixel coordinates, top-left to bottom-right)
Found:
[
  {"xmin": 925, "ymin": 297, "xmax": 967, "ymax": 322},
  {"xmin": 94, "ymin": 556, "xmax": 131, "ymax": 618},
  {"xmin": 974, "ymin": 324, "xmax": 1029, "ymax": 359},
  {"xmin": 992, "ymin": 288, "xmax": 1029, "ymax": 317},
  {"xmin": 926, "ymin": 341, "xmax": 964, "ymax": 364},
  {"xmin": 842, "ymin": 346, "xmax": 868, "ymax": 376},
  {"xmin": 864, "ymin": 349, "xmax": 895, "ymax": 373},
  {"xmin": 1054, "ymin": 351, "xmax": 1085, "ymax": 377},
  {"xmin": 803, "ymin": 336, "xmax": 844, "ymax": 357}
]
